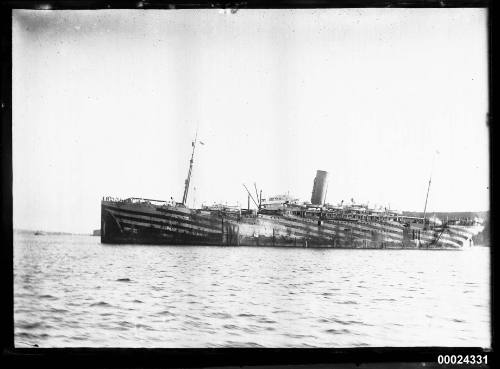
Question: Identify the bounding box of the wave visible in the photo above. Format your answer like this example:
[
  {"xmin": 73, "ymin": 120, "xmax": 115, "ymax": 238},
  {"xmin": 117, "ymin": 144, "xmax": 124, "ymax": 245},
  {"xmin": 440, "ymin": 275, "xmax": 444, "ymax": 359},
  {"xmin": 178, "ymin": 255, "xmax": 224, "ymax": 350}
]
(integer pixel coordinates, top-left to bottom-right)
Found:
[
  {"xmin": 335, "ymin": 300, "xmax": 358, "ymax": 305},
  {"xmin": 237, "ymin": 313, "xmax": 256, "ymax": 317},
  {"xmin": 90, "ymin": 301, "xmax": 112, "ymax": 307},
  {"xmin": 325, "ymin": 328, "xmax": 351, "ymax": 334},
  {"xmin": 285, "ymin": 333, "xmax": 316, "ymax": 339},
  {"xmin": 14, "ymin": 308, "xmax": 33, "ymax": 314},
  {"xmin": 135, "ymin": 323, "xmax": 155, "ymax": 331},
  {"xmin": 319, "ymin": 317, "xmax": 373, "ymax": 327},
  {"xmin": 39, "ymin": 294, "xmax": 58, "ymax": 300},
  {"xmin": 49, "ymin": 308, "xmax": 69, "ymax": 313},
  {"xmin": 15, "ymin": 340, "xmax": 39, "ymax": 347},
  {"xmin": 210, "ymin": 312, "xmax": 232, "ymax": 319},
  {"xmin": 257, "ymin": 317, "xmax": 276, "ymax": 324},
  {"xmin": 14, "ymin": 292, "xmax": 36, "ymax": 298},
  {"xmin": 118, "ymin": 321, "xmax": 135, "ymax": 328},
  {"xmin": 16, "ymin": 332, "xmax": 39, "ymax": 339},
  {"xmin": 17, "ymin": 321, "xmax": 43, "ymax": 329}
]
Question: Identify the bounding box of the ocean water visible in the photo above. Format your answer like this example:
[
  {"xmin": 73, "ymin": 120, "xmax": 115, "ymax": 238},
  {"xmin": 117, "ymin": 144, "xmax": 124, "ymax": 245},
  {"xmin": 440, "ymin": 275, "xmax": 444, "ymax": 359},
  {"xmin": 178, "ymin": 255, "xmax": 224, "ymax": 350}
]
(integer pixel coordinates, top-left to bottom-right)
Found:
[{"xmin": 14, "ymin": 233, "xmax": 490, "ymax": 348}]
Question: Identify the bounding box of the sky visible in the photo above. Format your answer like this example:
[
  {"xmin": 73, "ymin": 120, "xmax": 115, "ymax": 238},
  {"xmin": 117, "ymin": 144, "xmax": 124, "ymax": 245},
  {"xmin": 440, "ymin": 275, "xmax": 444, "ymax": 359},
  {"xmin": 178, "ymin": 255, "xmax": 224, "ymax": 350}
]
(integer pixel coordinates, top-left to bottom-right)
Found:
[{"xmin": 13, "ymin": 9, "xmax": 489, "ymax": 233}]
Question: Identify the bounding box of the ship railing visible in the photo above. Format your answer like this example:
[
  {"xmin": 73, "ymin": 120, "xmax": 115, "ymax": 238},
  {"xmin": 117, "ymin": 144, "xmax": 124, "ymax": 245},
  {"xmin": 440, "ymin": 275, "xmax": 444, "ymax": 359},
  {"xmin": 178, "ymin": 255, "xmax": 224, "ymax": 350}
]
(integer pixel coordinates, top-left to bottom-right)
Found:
[
  {"xmin": 102, "ymin": 196, "xmax": 178, "ymax": 207},
  {"xmin": 103, "ymin": 196, "xmax": 126, "ymax": 203},
  {"xmin": 446, "ymin": 218, "xmax": 482, "ymax": 227},
  {"xmin": 129, "ymin": 197, "xmax": 171, "ymax": 204}
]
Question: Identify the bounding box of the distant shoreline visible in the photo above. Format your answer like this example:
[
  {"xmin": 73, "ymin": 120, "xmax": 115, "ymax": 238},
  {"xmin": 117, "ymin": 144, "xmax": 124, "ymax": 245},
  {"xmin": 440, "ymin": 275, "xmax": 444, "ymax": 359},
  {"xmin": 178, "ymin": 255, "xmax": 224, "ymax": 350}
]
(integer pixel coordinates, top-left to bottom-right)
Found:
[{"xmin": 14, "ymin": 229, "xmax": 93, "ymax": 236}]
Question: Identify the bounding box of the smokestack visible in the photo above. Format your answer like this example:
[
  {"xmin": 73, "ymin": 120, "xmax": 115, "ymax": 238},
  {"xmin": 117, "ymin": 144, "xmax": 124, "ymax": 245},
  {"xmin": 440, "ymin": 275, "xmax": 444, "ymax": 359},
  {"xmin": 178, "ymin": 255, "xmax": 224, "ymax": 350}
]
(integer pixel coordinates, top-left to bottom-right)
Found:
[{"xmin": 311, "ymin": 170, "xmax": 329, "ymax": 205}]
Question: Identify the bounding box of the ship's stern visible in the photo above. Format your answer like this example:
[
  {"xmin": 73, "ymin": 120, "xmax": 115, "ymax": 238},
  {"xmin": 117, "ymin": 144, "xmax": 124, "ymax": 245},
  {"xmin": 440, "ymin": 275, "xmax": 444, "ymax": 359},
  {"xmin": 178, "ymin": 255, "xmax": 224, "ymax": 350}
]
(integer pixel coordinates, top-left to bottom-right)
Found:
[{"xmin": 100, "ymin": 198, "xmax": 122, "ymax": 244}]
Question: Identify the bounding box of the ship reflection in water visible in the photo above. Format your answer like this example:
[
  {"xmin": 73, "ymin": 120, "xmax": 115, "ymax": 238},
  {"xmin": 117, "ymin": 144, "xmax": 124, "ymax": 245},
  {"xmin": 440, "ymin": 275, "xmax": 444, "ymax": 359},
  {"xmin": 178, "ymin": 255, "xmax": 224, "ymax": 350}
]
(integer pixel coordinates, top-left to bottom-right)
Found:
[{"xmin": 14, "ymin": 233, "xmax": 490, "ymax": 348}]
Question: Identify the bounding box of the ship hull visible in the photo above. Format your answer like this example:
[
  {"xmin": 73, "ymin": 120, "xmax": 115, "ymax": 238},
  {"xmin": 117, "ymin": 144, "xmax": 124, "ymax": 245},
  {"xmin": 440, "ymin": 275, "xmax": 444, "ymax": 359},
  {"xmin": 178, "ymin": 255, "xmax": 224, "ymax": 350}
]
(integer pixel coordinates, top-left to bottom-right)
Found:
[{"xmin": 101, "ymin": 200, "xmax": 482, "ymax": 250}]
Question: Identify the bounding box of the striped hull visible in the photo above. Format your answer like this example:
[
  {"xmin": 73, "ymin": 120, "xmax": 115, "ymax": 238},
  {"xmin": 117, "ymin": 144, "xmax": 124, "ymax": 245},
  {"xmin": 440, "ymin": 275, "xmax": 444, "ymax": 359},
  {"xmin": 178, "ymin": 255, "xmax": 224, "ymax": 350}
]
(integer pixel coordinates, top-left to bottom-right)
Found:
[{"xmin": 101, "ymin": 201, "xmax": 483, "ymax": 250}]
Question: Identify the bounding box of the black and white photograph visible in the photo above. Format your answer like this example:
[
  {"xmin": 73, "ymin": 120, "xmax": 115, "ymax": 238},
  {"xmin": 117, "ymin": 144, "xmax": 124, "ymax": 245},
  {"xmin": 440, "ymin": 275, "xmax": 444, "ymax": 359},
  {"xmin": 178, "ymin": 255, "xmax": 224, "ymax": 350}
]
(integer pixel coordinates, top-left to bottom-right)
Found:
[{"xmin": 11, "ymin": 6, "xmax": 490, "ymax": 350}]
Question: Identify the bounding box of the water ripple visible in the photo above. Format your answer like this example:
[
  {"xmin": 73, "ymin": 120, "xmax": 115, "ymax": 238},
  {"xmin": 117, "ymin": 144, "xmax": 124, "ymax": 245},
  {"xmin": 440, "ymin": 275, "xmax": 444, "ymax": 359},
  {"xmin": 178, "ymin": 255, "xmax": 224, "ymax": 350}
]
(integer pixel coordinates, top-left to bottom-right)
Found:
[{"xmin": 13, "ymin": 233, "xmax": 491, "ymax": 348}]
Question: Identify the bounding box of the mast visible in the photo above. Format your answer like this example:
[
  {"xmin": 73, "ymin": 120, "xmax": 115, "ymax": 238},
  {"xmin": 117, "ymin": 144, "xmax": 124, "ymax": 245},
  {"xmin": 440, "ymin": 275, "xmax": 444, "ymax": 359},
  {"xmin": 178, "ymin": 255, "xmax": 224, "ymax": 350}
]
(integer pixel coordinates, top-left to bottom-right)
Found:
[
  {"xmin": 422, "ymin": 151, "xmax": 438, "ymax": 228},
  {"xmin": 323, "ymin": 182, "xmax": 329, "ymax": 206},
  {"xmin": 182, "ymin": 130, "xmax": 199, "ymax": 206},
  {"xmin": 422, "ymin": 176, "xmax": 431, "ymax": 226}
]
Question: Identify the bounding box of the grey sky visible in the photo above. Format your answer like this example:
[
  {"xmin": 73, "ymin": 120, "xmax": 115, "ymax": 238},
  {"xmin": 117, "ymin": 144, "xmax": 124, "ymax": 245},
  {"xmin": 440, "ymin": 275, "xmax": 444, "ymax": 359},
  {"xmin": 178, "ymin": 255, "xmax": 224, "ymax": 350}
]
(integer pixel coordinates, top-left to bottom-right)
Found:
[{"xmin": 13, "ymin": 9, "xmax": 488, "ymax": 233}]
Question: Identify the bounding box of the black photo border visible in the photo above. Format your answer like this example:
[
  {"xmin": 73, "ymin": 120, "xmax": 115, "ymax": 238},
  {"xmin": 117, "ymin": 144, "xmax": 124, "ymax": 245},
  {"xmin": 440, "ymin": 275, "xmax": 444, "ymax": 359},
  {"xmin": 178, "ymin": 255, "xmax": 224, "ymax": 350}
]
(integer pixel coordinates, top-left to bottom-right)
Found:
[{"xmin": 1, "ymin": 1, "xmax": 495, "ymax": 368}]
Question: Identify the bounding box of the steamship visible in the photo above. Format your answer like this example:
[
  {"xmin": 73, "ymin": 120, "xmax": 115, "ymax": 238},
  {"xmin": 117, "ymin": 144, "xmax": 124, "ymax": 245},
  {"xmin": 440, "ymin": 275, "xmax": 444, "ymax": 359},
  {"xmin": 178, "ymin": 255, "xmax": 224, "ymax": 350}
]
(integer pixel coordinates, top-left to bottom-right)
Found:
[{"xmin": 101, "ymin": 137, "xmax": 485, "ymax": 249}]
